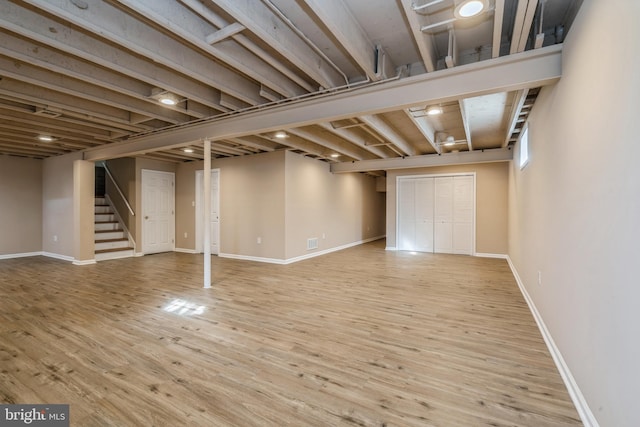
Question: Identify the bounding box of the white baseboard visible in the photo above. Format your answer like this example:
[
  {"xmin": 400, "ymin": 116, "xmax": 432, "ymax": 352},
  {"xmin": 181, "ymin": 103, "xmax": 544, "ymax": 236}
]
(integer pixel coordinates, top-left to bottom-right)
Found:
[
  {"xmin": 284, "ymin": 235, "xmax": 385, "ymax": 264},
  {"xmin": 42, "ymin": 252, "xmax": 74, "ymax": 262},
  {"xmin": 73, "ymin": 259, "xmax": 97, "ymax": 266},
  {"xmin": 385, "ymin": 246, "xmax": 397, "ymax": 251},
  {"xmin": 506, "ymin": 256, "xmax": 599, "ymax": 427},
  {"xmin": 220, "ymin": 236, "xmax": 386, "ymax": 265},
  {"xmin": 475, "ymin": 252, "xmax": 508, "ymax": 259},
  {"xmin": 0, "ymin": 251, "xmax": 42, "ymax": 260},
  {"xmin": 174, "ymin": 248, "xmax": 198, "ymax": 254},
  {"xmin": 218, "ymin": 253, "xmax": 287, "ymax": 264}
]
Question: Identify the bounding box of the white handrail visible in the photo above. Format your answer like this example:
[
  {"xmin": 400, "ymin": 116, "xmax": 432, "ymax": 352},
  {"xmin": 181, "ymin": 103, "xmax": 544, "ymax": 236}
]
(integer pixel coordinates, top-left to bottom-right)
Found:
[{"xmin": 102, "ymin": 163, "xmax": 135, "ymax": 217}]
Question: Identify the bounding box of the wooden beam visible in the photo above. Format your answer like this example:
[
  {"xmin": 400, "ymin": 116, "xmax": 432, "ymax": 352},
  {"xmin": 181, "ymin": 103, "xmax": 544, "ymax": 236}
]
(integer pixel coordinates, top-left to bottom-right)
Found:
[
  {"xmin": 83, "ymin": 45, "xmax": 562, "ymax": 161},
  {"xmin": 209, "ymin": 0, "xmax": 346, "ymax": 88},
  {"xmin": 330, "ymin": 148, "xmax": 513, "ymax": 173},
  {"xmin": 301, "ymin": 0, "xmax": 381, "ymax": 80}
]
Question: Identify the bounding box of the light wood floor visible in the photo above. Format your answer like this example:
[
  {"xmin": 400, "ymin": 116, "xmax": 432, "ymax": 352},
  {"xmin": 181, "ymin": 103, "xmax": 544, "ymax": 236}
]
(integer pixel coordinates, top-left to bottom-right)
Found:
[{"xmin": 0, "ymin": 240, "xmax": 581, "ymax": 426}]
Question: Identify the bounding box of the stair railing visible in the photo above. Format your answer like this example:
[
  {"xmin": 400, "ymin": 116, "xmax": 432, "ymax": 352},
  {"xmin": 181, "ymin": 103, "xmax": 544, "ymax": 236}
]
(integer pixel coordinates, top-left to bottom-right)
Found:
[{"xmin": 101, "ymin": 162, "xmax": 135, "ymax": 217}]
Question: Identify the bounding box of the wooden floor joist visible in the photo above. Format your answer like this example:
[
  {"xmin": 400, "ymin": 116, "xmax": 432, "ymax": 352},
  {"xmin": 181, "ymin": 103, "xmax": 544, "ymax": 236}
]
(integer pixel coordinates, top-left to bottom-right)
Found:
[{"xmin": 0, "ymin": 240, "xmax": 581, "ymax": 426}]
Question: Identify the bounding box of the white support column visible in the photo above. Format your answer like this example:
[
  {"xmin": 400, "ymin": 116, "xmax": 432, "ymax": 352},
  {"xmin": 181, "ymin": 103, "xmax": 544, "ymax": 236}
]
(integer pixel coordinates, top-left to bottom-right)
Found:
[{"xmin": 203, "ymin": 139, "xmax": 212, "ymax": 288}]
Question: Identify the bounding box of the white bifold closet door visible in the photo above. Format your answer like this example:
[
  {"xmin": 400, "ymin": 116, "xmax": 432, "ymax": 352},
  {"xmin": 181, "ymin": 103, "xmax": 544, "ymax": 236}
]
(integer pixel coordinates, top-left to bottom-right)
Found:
[
  {"xmin": 398, "ymin": 178, "xmax": 434, "ymax": 252},
  {"xmin": 398, "ymin": 175, "xmax": 474, "ymax": 255}
]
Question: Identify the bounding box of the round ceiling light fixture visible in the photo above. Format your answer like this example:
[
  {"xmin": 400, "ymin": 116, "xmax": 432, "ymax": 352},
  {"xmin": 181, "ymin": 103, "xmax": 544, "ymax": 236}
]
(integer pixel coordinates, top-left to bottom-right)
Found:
[
  {"xmin": 159, "ymin": 94, "xmax": 180, "ymax": 105},
  {"xmin": 183, "ymin": 148, "xmax": 194, "ymax": 153},
  {"xmin": 454, "ymin": 0, "xmax": 487, "ymax": 19},
  {"xmin": 274, "ymin": 131, "xmax": 288, "ymax": 139},
  {"xmin": 37, "ymin": 135, "xmax": 55, "ymax": 142},
  {"xmin": 150, "ymin": 87, "xmax": 182, "ymax": 106},
  {"xmin": 426, "ymin": 106, "xmax": 443, "ymax": 115}
]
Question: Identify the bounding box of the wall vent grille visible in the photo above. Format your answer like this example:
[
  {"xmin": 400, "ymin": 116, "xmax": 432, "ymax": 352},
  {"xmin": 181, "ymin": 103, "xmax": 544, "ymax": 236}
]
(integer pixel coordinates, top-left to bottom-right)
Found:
[{"xmin": 307, "ymin": 237, "xmax": 319, "ymax": 250}]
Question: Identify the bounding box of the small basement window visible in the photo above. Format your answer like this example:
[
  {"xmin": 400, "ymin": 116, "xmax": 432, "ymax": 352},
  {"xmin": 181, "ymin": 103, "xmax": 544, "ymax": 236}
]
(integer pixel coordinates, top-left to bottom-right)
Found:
[{"xmin": 519, "ymin": 124, "xmax": 529, "ymax": 169}]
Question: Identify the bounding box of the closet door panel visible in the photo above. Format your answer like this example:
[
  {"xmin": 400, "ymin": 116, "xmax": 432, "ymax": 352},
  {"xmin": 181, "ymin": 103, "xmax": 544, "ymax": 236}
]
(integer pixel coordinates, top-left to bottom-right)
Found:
[
  {"xmin": 453, "ymin": 176, "xmax": 474, "ymax": 254},
  {"xmin": 434, "ymin": 177, "xmax": 454, "ymax": 253},
  {"xmin": 397, "ymin": 179, "xmax": 416, "ymax": 250},
  {"xmin": 415, "ymin": 178, "xmax": 434, "ymax": 252}
]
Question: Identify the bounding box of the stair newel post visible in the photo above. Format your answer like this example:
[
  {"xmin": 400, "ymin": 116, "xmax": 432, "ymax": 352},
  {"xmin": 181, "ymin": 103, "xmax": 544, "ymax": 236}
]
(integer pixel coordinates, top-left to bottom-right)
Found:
[{"xmin": 203, "ymin": 139, "xmax": 212, "ymax": 289}]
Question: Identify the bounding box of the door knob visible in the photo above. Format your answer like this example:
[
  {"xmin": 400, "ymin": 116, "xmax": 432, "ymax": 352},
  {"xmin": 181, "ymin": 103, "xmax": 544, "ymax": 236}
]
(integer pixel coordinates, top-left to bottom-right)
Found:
[{"xmin": 145, "ymin": 216, "xmax": 149, "ymax": 219}]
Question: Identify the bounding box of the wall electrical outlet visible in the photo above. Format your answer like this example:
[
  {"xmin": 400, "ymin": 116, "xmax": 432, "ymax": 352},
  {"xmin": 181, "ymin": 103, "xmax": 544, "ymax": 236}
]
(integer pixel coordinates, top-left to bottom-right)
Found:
[
  {"xmin": 53, "ymin": 235, "xmax": 58, "ymax": 242},
  {"xmin": 184, "ymin": 232, "xmax": 188, "ymax": 239},
  {"xmin": 257, "ymin": 237, "xmax": 262, "ymax": 244},
  {"xmin": 538, "ymin": 271, "xmax": 542, "ymax": 285}
]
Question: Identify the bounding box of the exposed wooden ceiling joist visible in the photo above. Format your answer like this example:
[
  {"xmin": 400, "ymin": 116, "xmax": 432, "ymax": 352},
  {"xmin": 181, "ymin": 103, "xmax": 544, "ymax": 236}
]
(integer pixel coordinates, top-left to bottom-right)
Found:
[{"xmin": 83, "ymin": 45, "xmax": 562, "ymax": 161}]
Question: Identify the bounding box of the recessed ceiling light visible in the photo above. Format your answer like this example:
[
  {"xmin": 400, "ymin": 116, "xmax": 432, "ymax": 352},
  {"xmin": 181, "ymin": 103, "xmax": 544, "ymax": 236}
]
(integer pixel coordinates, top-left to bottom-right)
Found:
[
  {"xmin": 330, "ymin": 153, "xmax": 340, "ymax": 158},
  {"xmin": 455, "ymin": 0, "xmax": 487, "ymax": 19},
  {"xmin": 150, "ymin": 87, "xmax": 182, "ymax": 106},
  {"xmin": 159, "ymin": 94, "xmax": 180, "ymax": 105},
  {"xmin": 274, "ymin": 131, "xmax": 288, "ymax": 139},
  {"xmin": 183, "ymin": 148, "xmax": 194, "ymax": 153},
  {"xmin": 37, "ymin": 135, "xmax": 55, "ymax": 142},
  {"xmin": 426, "ymin": 106, "xmax": 443, "ymax": 115}
]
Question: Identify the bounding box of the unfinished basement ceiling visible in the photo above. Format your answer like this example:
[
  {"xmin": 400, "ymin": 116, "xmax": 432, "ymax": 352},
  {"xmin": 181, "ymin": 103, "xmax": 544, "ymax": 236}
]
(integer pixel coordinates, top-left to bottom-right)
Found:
[{"xmin": 0, "ymin": 0, "xmax": 581, "ymax": 172}]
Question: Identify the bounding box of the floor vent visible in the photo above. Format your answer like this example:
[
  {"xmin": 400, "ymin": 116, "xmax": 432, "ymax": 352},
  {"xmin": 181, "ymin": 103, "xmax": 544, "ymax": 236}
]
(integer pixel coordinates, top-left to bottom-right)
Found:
[{"xmin": 307, "ymin": 237, "xmax": 319, "ymax": 250}]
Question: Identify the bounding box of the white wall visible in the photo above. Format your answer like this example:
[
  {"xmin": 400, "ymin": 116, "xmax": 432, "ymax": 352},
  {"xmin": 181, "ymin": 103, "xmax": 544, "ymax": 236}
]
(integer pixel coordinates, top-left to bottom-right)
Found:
[{"xmin": 508, "ymin": 1, "xmax": 640, "ymax": 425}]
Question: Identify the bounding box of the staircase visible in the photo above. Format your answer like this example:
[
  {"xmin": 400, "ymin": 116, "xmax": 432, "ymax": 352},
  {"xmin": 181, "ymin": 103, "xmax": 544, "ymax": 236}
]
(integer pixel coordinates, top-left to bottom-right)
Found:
[{"xmin": 94, "ymin": 197, "xmax": 134, "ymax": 261}]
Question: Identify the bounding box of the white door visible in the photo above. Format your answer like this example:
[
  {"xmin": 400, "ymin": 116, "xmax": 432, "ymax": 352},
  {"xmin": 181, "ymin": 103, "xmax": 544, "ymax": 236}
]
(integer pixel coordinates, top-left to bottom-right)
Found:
[
  {"xmin": 414, "ymin": 178, "xmax": 435, "ymax": 252},
  {"xmin": 397, "ymin": 178, "xmax": 417, "ymax": 251},
  {"xmin": 195, "ymin": 169, "xmax": 220, "ymax": 254},
  {"xmin": 397, "ymin": 174, "xmax": 474, "ymax": 255},
  {"xmin": 397, "ymin": 177, "xmax": 435, "ymax": 252},
  {"xmin": 142, "ymin": 170, "xmax": 175, "ymax": 254},
  {"xmin": 434, "ymin": 177, "xmax": 454, "ymax": 253},
  {"xmin": 452, "ymin": 175, "xmax": 474, "ymax": 254}
]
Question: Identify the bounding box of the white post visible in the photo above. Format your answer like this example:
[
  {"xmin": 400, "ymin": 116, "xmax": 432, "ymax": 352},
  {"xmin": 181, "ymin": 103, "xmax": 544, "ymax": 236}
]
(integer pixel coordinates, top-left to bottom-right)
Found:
[{"xmin": 203, "ymin": 139, "xmax": 212, "ymax": 288}]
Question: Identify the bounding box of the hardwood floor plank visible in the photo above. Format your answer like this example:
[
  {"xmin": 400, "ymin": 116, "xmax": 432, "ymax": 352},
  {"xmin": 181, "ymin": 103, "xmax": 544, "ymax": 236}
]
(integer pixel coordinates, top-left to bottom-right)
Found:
[{"xmin": 0, "ymin": 241, "xmax": 582, "ymax": 426}]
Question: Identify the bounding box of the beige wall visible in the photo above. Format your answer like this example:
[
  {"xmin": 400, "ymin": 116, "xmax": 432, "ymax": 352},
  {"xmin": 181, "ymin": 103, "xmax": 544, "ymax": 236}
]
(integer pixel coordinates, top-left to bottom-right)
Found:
[
  {"xmin": 284, "ymin": 151, "xmax": 385, "ymax": 259},
  {"xmin": 0, "ymin": 155, "xmax": 43, "ymax": 256},
  {"xmin": 175, "ymin": 160, "xmax": 197, "ymax": 250},
  {"xmin": 176, "ymin": 150, "xmax": 385, "ymax": 261},
  {"xmin": 105, "ymin": 157, "xmax": 136, "ymax": 239},
  {"xmin": 73, "ymin": 160, "xmax": 95, "ymax": 263},
  {"xmin": 42, "ymin": 152, "xmax": 83, "ymax": 258},
  {"xmin": 508, "ymin": 1, "xmax": 639, "ymax": 425},
  {"xmin": 218, "ymin": 150, "xmax": 286, "ymax": 258},
  {"xmin": 176, "ymin": 151, "xmax": 286, "ymax": 259},
  {"xmin": 386, "ymin": 162, "xmax": 509, "ymax": 254}
]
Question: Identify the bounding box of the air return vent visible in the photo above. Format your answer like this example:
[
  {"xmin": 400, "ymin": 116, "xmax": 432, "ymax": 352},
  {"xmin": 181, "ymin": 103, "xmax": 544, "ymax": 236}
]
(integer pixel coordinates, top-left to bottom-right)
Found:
[
  {"xmin": 34, "ymin": 107, "xmax": 62, "ymax": 118},
  {"xmin": 307, "ymin": 237, "xmax": 319, "ymax": 251}
]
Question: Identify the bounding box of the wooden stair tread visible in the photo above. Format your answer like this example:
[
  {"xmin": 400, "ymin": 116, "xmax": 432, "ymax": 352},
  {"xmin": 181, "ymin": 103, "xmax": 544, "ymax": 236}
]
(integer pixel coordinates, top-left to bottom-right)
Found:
[
  {"xmin": 95, "ymin": 247, "xmax": 134, "ymax": 254},
  {"xmin": 93, "ymin": 200, "xmax": 133, "ymax": 260},
  {"xmin": 96, "ymin": 238, "xmax": 129, "ymax": 243}
]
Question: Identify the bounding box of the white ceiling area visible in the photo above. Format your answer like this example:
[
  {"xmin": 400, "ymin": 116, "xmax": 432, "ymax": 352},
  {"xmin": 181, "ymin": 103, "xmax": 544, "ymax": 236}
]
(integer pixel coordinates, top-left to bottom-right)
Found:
[{"xmin": 0, "ymin": 0, "xmax": 582, "ymax": 172}]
